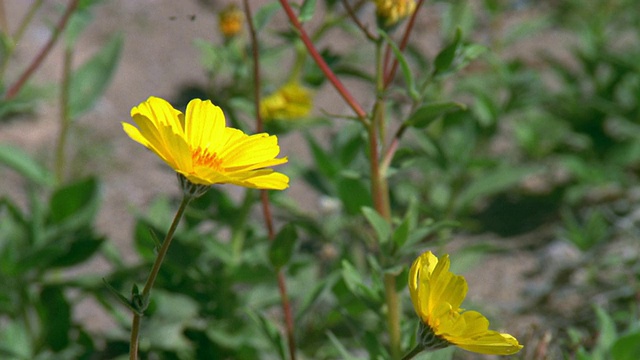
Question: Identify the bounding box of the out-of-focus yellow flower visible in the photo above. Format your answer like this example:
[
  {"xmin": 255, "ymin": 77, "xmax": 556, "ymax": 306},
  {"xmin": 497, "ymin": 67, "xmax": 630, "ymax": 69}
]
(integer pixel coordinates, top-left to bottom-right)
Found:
[
  {"xmin": 409, "ymin": 251, "xmax": 523, "ymax": 355},
  {"xmin": 218, "ymin": 4, "xmax": 244, "ymax": 39},
  {"xmin": 123, "ymin": 97, "xmax": 289, "ymax": 190},
  {"xmin": 375, "ymin": 0, "xmax": 417, "ymax": 28},
  {"xmin": 260, "ymin": 82, "xmax": 313, "ymax": 121}
]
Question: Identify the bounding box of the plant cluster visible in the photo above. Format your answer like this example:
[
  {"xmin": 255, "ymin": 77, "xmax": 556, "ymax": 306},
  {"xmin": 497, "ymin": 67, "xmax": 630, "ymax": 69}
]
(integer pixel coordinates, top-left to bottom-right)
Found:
[{"xmin": 1, "ymin": 1, "xmax": 639, "ymax": 359}]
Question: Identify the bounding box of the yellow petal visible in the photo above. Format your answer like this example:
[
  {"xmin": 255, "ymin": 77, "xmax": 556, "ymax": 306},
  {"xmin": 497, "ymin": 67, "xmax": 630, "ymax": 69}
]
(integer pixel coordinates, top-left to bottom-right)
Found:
[{"xmin": 184, "ymin": 99, "xmax": 225, "ymax": 151}]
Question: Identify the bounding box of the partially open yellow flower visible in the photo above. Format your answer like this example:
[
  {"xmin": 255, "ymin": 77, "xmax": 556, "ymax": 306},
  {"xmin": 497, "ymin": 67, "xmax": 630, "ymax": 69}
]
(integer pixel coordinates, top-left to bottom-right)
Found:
[
  {"xmin": 218, "ymin": 4, "xmax": 244, "ymax": 39},
  {"xmin": 375, "ymin": 0, "xmax": 417, "ymax": 28},
  {"xmin": 260, "ymin": 82, "xmax": 313, "ymax": 121},
  {"xmin": 123, "ymin": 97, "xmax": 289, "ymax": 190},
  {"xmin": 409, "ymin": 251, "xmax": 523, "ymax": 355}
]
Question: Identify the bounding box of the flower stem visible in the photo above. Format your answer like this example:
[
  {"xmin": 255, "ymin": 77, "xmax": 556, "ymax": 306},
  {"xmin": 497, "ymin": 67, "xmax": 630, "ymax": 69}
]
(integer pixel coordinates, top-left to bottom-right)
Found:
[
  {"xmin": 55, "ymin": 45, "xmax": 73, "ymax": 183},
  {"xmin": 384, "ymin": 273, "xmax": 402, "ymax": 360},
  {"xmin": 383, "ymin": 0, "xmax": 424, "ymax": 89},
  {"xmin": 277, "ymin": 0, "xmax": 367, "ymax": 121},
  {"xmin": 373, "ymin": 33, "xmax": 399, "ymax": 360},
  {"xmin": 0, "ymin": 0, "xmax": 44, "ymax": 78},
  {"xmin": 400, "ymin": 345, "xmax": 424, "ymax": 360},
  {"xmin": 129, "ymin": 195, "xmax": 191, "ymax": 360},
  {"xmin": 4, "ymin": 0, "xmax": 79, "ymax": 100}
]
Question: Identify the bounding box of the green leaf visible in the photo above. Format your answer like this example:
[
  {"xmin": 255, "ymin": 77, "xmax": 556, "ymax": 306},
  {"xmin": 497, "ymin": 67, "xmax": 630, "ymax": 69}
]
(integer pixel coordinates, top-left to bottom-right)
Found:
[
  {"xmin": 405, "ymin": 102, "xmax": 466, "ymax": 128},
  {"xmin": 361, "ymin": 206, "xmax": 391, "ymax": 244},
  {"xmin": 612, "ymin": 331, "xmax": 640, "ymax": 360},
  {"xmin": 49, "ymin": 177, "xmax": 99, "ymax": 225},
  {"xmin": 455, "ymin": 165, "xmax": 543, "ymax": 211},
  {"xmin": 326, "ymin": 331, "xmax": 366, "ymax": 360},
  {"xmin": 253, "ymin": 2, "xmax": 280, "ymax": 31},
  {"xmin": 434, "ymin": 28, "xmax": 461, "ymax": 75},
  {"xmin": 392, "ymin": 217, "xmax": 410, "ymax": 249},
  {"xmin": 39, "ymin": 286, "xmax": 71, "ymax": 351},
  {"xmin": 592, "ymin": 305, "xmax": 617, "ymax": 357},
  {"xmin": 306, "ymin": 133, "xmax": 339, "ymax": 177},
  {"xmin": 0, "ymin": 145, "xmax": 54, "ymax": 186},
  {"xmin": 269, "ymin": 224, "xmax": 297, "ymax": 269},
  {"xmin": 68, "ymin": 33, "xmax": 123, "ymax": 119},
  {"xmin": 378, "ymin": 29, "xmax": 418, "ymax": 99},
  {"xmin": 299, "ymin": 0, "xmax": 317, "ymax": 22},
  {"xmin": 247, "ymin": 310, "xmax": 287, "ymax": 360},
  {"xmin": 337, "ymin": 176, "xmax": 371, "ymax": 214},
  {"xmin": 49, "ymin": 232, "xmax": 104, "ymax": 268}
]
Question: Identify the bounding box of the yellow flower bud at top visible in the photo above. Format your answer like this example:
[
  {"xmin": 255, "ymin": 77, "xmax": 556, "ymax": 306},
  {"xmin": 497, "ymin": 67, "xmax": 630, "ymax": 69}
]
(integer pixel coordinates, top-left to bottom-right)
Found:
[
  {"xmin": 260, "ymin": 82, "xmax": 313, "ymax": 122},
  {"xmin": 374, "ymin": 0, "xmax": 417, "ymax": 28},
  {"xmin": 218, "ymin": 4, "xmax": 244, "ymax": 39}
]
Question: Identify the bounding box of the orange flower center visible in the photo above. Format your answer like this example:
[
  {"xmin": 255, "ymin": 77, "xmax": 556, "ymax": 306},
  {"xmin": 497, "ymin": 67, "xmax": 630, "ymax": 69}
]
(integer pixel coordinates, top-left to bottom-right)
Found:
[{"xmin": 192, "ymin": 147, "xmax": 223, "ymax": 170}]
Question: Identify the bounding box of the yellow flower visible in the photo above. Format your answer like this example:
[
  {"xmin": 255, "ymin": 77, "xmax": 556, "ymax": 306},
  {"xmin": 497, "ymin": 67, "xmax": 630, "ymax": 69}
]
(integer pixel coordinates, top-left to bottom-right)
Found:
[
  {"xmin": 375, "ymin": 0, "xmax": 417, "ymax": 28},
  {"xmin": 123, "ymin": 97, "xmax": 289, "ymax": 190},
  {"xmin": 260, "ymin": 82, "xmax": 313, "ymax": 121},
  {"xmin": 218, "ymin": 4, "xmax": 244, "ymax": 39},
  {"xmin": 408, "ymin": 251, "xmax": 523, "ymax": 355}
]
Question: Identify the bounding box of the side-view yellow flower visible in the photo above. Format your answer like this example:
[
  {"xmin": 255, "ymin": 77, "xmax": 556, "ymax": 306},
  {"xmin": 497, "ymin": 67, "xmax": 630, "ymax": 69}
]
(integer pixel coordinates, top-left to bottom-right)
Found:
[
  {"xmin": 409, "ymin": 251, "xmax": 523, "ymax": 355},
  {"xmin": 218, "ymin": 4, "xmax": 244, "ymax": 39},
  {"xmin": 375, "ymin": 0, "xmax": 417, "ymax": 28},
  {"xmin": 122, "ymin": 96, "xmax": 289, "ymax": 190},
  {"xmin": 260, "ymin": 82, "xmax": 313, "ymax": 122}
]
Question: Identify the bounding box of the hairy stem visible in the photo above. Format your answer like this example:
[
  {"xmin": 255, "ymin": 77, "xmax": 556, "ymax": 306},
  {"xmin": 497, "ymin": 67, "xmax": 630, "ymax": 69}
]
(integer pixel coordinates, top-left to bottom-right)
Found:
[{"xmin": 129, "ymin": 196, "xmax": 191, "ymax": 360}]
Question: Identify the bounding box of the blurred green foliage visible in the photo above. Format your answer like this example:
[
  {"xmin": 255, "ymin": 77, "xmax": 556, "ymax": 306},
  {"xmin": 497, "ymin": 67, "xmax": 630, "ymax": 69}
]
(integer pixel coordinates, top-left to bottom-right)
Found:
[{"xmin": 1, "ymin": 0, "xmax": 639, "ymax": 359}]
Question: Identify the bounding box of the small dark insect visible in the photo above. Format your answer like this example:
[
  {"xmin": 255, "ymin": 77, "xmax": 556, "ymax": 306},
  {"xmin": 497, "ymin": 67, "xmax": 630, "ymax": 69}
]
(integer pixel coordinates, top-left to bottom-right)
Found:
[{"xmin": 169, "ymin": 15, "xmax": 196, "ymax": 21}]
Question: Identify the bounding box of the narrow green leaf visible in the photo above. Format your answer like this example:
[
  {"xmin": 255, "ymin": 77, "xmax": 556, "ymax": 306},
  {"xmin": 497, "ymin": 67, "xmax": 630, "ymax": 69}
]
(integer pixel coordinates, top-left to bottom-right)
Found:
[
  {"xmin": 306, "ymin": 133, "xmax": 339, "ymax": 178},
  {"xmin": 39, "ymin": 286, "xmax": 71, "ymax": 351},
  {"xmin": 326, "ymin": 331, "xmax": 365, "ymax": 360},
  {"xmin": 392, "ymin": 217, "xmax": 410, "ymax": 249},
  {"xmin": 405, "ymin": 101, "xmax": 466, "ymax": 128},
  {"xmin": 0, "ymin": 145, "xmax": 54, "ymax": 186},
  {"xmin": 253, "ymin": 2, "xmax": 280, "ymax": 31},
  {"xmin": 361, "ymin": 206, "xmax": 391, "ymax": 244},
  {"xmin": 299, "ymin": 0, "xmax": 317, "ymax": 22},
  {"xmin": 247, "ymin": 310, "xmax": 287, "ymax": 360},
  {"xmin": 68, "ymin": 33, "xmax": 123, "ymax": 119},
  {"xmin": 378, "ymin": 29, "xmax": 418, "ymax": 99},
  {"xmin": 434, "ymin": 28, "xmax": 462, "ymax": 75},
  {"xmin": 269, "ymin": 224, "xmax": 298, "ymax": 269}
]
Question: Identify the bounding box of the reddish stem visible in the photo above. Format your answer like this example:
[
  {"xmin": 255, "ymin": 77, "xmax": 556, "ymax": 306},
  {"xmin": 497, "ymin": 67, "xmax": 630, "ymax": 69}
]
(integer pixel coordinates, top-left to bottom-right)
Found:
[
  {"xmin": 383, "ymin": 0, "xmax": 425, "ymax": 89},
  {"xmin": 244, "ymin": 2, "xmax": 297, "ymax": 359},
  {"xmin": 278, "ymin": 0, "xmax": 367, "ymax": 120},
  {"xmin": 5, "ymin": 0, "xmax": 79, "ymax": 99}
]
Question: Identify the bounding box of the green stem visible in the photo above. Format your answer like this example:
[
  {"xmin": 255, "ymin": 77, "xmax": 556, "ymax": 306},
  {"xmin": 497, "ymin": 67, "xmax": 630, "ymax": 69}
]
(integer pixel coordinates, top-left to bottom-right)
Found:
[
  {"xmin": 384, "ymin": 273, "xmax": 402, "ymax": 360},
  {"xmin": 0, "ymin": 0, "xmax": 44, "ymax": 78},
  {"xmin": 400, "ymin": 345, "xmax": 424, "ymax": 360},
  {"xmin": 55, "ymin": 46, "xmax": 73, "ymax": 183},
  {"xmin": 373, "ymin": 34, "xmax": 399, "ymax": 360},
  {"xmin": 129, "ymin": 195, "xmax": 191, "ymax": 360}
]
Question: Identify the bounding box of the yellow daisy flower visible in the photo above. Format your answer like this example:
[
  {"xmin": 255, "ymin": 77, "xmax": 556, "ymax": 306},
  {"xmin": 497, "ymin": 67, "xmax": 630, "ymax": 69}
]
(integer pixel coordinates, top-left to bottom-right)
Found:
[
  {"xmin": 408, "ymin": 251, "xmax": 523, "ymax": 355},
  {"xmin": 123, "ymin": 96, "xmax": 289, "ymax": 190},
  {"xmin": 260, "ymin": 82, "xmax": 313, "ymax": 122}
]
